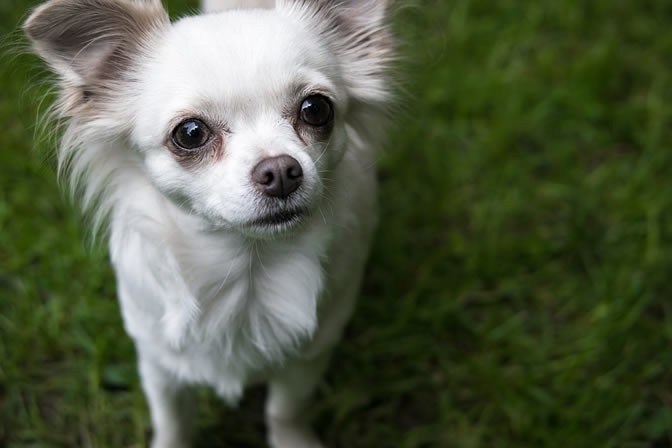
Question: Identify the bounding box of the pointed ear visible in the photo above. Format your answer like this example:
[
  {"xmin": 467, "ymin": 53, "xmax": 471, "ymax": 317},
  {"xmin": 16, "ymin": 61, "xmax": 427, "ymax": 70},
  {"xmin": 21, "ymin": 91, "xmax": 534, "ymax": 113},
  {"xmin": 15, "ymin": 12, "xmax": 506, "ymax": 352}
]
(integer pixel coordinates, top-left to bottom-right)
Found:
[
  {"xmin": 277, "ymin": 0, "xmax": 396, "ymax": 104},
  {"xmin": 24, "ymin": 0, "xmax": 168, "ymax": 107}
]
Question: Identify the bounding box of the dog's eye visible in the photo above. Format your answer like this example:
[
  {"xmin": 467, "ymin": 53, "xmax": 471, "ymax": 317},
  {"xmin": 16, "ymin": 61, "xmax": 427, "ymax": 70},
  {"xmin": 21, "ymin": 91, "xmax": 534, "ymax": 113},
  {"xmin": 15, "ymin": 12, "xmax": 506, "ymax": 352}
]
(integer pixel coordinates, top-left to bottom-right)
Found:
[
  {"xmin": 172, "ymin": 119, "xmax": 212, "ymax": 150},
  {"xmin": 299, "ymin": 95, "xmax": 333, "ymax": 127}
]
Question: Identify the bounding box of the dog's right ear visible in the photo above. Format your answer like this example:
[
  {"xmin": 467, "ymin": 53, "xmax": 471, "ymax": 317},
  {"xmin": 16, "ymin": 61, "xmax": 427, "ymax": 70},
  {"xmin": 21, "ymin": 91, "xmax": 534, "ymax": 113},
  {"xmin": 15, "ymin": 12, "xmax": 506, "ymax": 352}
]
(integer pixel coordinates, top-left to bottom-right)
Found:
[
  {"xmin": 24, "ymin": 0, "xmax": 168, "ymax": 105},
  {"xmin": 276, "ymin": 0, "xmax": 395, "ymax": 105}
]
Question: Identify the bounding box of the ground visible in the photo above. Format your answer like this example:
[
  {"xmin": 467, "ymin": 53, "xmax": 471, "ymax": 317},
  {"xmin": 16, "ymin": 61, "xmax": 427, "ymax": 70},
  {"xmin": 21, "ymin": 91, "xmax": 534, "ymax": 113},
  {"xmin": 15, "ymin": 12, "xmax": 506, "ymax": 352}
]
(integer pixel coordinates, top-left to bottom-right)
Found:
[{"xmin": 1, "ymin": 0, "xmax": 672, "ymax": 447}]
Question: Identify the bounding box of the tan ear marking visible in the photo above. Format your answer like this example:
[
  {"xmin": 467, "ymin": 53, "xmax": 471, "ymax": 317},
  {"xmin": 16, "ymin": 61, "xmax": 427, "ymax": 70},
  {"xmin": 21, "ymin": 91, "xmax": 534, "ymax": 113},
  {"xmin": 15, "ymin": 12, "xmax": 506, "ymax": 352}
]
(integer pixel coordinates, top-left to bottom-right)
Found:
[
  {"xmin": 277, "ymin": 0, "xmax": 396, "ymax": 104},
  {"xmin": 24, "ymin": 0, "xmax": 169, "ymax": 109}
]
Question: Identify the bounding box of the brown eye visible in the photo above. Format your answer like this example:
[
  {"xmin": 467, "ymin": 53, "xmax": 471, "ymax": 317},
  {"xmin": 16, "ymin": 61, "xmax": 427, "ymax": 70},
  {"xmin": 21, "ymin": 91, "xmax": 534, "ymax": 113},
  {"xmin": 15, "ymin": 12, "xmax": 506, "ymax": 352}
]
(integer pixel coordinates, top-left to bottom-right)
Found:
[
  {"xmin": 172, "ymin": 119, "xmax": 211, "ymax": 150},
  {"xmin": 299, "ymin": 95, "xmax": 333, "ymax": 127}
]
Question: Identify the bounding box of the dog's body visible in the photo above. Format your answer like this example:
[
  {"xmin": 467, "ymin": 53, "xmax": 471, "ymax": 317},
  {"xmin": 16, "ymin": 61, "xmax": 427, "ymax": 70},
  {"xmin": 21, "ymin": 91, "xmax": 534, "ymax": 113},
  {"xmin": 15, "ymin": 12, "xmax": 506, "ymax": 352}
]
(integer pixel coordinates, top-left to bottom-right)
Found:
[{"xmin": 24, "ymin": 0, "xmax": 394, "ymax": 446}]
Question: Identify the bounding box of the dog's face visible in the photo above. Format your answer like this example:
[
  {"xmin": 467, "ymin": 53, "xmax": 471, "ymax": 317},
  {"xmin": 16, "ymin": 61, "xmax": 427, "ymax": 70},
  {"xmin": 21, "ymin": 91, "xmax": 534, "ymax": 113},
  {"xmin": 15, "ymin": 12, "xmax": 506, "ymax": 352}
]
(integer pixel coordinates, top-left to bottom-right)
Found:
[
  {"xmin": 24, "ymin": 0, "xmax": 393, "ymax": 237},
  {"xmin": 134, "ymin": 11, "xmax": 346, "ymax": 236}
]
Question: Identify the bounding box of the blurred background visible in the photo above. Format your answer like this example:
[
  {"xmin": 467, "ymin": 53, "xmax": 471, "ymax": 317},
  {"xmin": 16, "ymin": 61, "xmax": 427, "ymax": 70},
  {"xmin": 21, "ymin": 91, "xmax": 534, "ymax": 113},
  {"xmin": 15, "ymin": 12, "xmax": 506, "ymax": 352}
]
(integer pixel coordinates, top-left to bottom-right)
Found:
[{"xmin": 2, "ymin": 0, "xmax": 672, "ymax": 446}]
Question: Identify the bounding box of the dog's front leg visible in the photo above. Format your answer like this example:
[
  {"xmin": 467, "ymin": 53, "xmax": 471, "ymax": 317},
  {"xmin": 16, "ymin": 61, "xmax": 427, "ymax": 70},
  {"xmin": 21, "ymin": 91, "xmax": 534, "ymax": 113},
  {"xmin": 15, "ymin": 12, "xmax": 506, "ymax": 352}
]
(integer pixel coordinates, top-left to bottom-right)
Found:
[
  {"xmin": 139, "ymin": 356, "xmax": 194, "ymax": 448},
  {"xmin": 265, "ymin": 351, "xmax": 331, "ymax": 448}
]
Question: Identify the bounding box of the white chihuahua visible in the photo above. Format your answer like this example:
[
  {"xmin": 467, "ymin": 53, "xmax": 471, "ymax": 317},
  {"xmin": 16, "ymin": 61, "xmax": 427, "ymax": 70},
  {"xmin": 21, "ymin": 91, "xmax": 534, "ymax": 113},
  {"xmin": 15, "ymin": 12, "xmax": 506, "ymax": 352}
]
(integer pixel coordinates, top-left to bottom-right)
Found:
[{"xmin": 24, "ymin": 0, "xmax": 394, "ymax": 446}]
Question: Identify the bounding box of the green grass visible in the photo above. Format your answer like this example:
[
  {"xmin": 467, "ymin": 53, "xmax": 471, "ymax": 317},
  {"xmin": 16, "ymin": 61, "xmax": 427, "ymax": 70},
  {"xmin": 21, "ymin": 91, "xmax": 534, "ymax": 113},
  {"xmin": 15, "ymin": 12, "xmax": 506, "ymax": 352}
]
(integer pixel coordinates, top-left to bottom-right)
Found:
[{"xmin": 2, "ymin": 0, "xmax": 672, "ymax": 446}]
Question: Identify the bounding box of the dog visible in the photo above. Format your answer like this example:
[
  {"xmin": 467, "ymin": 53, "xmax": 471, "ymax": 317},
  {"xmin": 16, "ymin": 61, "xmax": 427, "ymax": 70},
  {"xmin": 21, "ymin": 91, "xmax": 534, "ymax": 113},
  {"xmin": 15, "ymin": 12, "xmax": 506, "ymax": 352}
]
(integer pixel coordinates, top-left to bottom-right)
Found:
[{"xmin": 23, "ymin": 0, "xmax": 394, "ymax": 446}]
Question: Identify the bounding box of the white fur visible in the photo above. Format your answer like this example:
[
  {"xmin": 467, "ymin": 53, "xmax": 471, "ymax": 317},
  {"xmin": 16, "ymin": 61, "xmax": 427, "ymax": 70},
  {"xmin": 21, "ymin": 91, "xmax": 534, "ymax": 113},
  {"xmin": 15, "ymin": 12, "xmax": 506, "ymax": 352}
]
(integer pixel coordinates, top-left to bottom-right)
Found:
[
  {"xmin": 203, "ymin": 0, "xmax": 273, "ymax": 12},
  {"xmin": 24, "ymin": 0, "xmax": 393, "ymax": 446}
]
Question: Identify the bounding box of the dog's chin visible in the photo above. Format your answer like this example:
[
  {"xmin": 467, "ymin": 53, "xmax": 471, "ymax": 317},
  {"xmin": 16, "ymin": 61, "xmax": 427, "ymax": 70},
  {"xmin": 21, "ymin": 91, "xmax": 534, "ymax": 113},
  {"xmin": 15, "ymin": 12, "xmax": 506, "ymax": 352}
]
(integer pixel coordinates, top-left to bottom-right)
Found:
[{"xmin": 237, "ymin": 207, "xmax": 309, "ymax": 239}]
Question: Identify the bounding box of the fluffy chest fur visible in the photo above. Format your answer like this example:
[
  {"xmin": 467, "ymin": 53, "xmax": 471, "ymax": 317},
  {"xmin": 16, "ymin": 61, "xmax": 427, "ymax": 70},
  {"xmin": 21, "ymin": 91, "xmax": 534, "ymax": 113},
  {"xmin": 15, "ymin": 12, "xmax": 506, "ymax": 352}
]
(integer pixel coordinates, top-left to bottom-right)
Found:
[{"xmin": 110, "ymin": 186, "xmax": 333, "ymax": 399}]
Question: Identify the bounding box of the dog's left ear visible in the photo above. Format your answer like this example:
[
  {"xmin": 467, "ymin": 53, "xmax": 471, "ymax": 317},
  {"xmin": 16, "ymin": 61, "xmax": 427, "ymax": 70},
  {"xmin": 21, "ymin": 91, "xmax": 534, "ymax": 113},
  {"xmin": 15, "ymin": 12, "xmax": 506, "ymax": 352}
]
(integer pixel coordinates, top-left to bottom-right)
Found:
[
  {"xmin": 24, "ymin": 0, "xmax": 169, "ymax": 110},
  {"xmin": 277, "ymin": 0, "xmax": 395, "ymax": 104}
]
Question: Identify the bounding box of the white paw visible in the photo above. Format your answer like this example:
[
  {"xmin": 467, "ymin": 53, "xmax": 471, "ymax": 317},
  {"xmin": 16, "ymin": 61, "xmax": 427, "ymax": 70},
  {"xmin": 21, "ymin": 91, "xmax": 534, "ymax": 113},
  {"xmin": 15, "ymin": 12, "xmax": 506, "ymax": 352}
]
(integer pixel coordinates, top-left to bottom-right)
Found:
[
  {"xmin": 267, "ymin": 417, "xmax": 325, "ymax": 448},
  {"xmin": 150, "ymin": 433, "xmax": 191, "ymax": 448}
]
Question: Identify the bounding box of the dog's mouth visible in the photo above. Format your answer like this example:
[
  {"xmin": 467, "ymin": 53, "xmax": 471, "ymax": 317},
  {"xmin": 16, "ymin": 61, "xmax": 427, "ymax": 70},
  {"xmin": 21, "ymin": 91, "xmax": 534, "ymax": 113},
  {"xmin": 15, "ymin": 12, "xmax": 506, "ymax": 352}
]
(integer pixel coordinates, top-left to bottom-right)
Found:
[{"xmin": 246, "ymin": 207, "xmax": 308, "ymax": 231}]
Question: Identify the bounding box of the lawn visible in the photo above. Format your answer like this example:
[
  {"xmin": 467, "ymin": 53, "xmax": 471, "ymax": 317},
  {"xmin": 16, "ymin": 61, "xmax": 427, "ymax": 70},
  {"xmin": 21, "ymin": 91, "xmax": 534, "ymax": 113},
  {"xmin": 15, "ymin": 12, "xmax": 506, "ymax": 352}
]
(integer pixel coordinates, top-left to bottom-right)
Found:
[{"xmin": 2, "ymin": 0, "xmax": 672, "ymax": 447}]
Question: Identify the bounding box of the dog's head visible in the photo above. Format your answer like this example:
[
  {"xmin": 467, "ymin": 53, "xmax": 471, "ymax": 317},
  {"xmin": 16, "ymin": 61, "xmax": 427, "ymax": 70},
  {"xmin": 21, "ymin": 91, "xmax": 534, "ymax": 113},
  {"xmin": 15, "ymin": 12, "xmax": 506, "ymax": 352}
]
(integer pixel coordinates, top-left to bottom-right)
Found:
[{"xmin": 24, "ymin": 0, "xmax": 394, "ymax": 237}]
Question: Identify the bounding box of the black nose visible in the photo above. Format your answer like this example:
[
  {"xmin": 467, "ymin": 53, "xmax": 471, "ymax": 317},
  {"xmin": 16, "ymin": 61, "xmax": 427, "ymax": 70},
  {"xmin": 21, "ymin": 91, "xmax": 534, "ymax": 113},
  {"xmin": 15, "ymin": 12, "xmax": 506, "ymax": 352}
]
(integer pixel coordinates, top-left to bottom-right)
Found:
[{"xmin": 251, "ymin": 155, "xmax": 303, "ymax": 199}]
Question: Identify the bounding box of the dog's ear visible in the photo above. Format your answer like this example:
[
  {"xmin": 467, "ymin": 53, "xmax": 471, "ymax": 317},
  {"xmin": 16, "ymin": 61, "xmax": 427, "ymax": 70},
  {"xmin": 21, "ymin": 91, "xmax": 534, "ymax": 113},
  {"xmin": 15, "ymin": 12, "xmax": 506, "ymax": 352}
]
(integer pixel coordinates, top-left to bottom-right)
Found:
[
  {"xmin": 277, "ymin": 0, "xmax": 395, "ymax": 104},
  {"xmin": 24, "ymin": 0, "xmax": 168, "ymax": 105}
]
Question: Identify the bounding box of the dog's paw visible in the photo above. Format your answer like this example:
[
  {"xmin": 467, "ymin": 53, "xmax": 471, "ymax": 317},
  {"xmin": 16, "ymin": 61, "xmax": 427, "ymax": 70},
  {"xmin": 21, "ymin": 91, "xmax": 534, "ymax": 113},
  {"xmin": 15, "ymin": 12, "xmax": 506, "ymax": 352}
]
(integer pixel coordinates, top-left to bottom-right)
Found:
[
  {"xmin": 267, "ymin": 417, "xmax": 325, "ymax": 448},
  {"xmin": 150, "ymin": 434, "xmax": 191, "ymax": 448}
]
